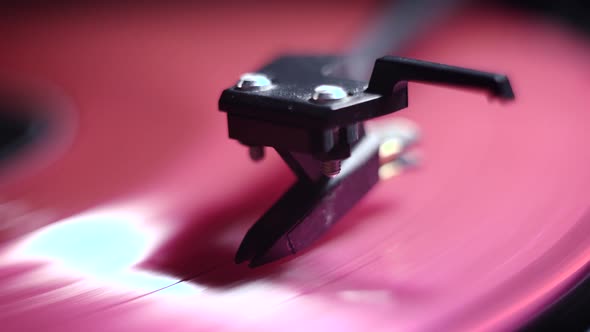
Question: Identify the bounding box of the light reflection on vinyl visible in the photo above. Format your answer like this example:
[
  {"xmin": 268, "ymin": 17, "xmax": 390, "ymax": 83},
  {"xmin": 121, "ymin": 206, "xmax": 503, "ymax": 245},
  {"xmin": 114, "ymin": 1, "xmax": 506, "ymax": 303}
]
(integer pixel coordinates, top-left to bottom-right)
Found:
[{"xmin": 7, "ymin": 208, "xmax": 201, "ymax": 296}]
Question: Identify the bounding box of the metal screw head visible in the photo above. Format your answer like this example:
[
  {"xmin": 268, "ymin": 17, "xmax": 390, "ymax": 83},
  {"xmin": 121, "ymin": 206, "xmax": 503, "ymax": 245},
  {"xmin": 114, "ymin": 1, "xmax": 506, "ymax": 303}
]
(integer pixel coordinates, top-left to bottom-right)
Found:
[
  {"xmin": 312, "ymin": 85, "xmax": 347, "ymax": 102},
  {"xmin": 236, "ymin": 73, "xmax": 272, "ymax": 91},
  {"xmin": 321, "ymin": 160, "xmax": 342, "ymax": 178}
]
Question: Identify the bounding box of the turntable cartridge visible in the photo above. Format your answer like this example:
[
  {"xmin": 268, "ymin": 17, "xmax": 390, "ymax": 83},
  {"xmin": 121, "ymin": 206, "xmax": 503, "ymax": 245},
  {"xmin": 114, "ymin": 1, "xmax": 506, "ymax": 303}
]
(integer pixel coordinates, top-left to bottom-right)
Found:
[{"xmin": 219, "ymin": 55, "xmax": 514, "ymax": 267}]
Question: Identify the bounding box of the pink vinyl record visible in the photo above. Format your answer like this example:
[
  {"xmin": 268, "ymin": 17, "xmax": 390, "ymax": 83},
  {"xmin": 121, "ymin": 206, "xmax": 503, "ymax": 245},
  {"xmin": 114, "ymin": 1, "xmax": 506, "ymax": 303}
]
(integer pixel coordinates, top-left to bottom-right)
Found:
[{"xmin": 0, "ymin": 3, "xmax": 589, "ymax": 331}]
